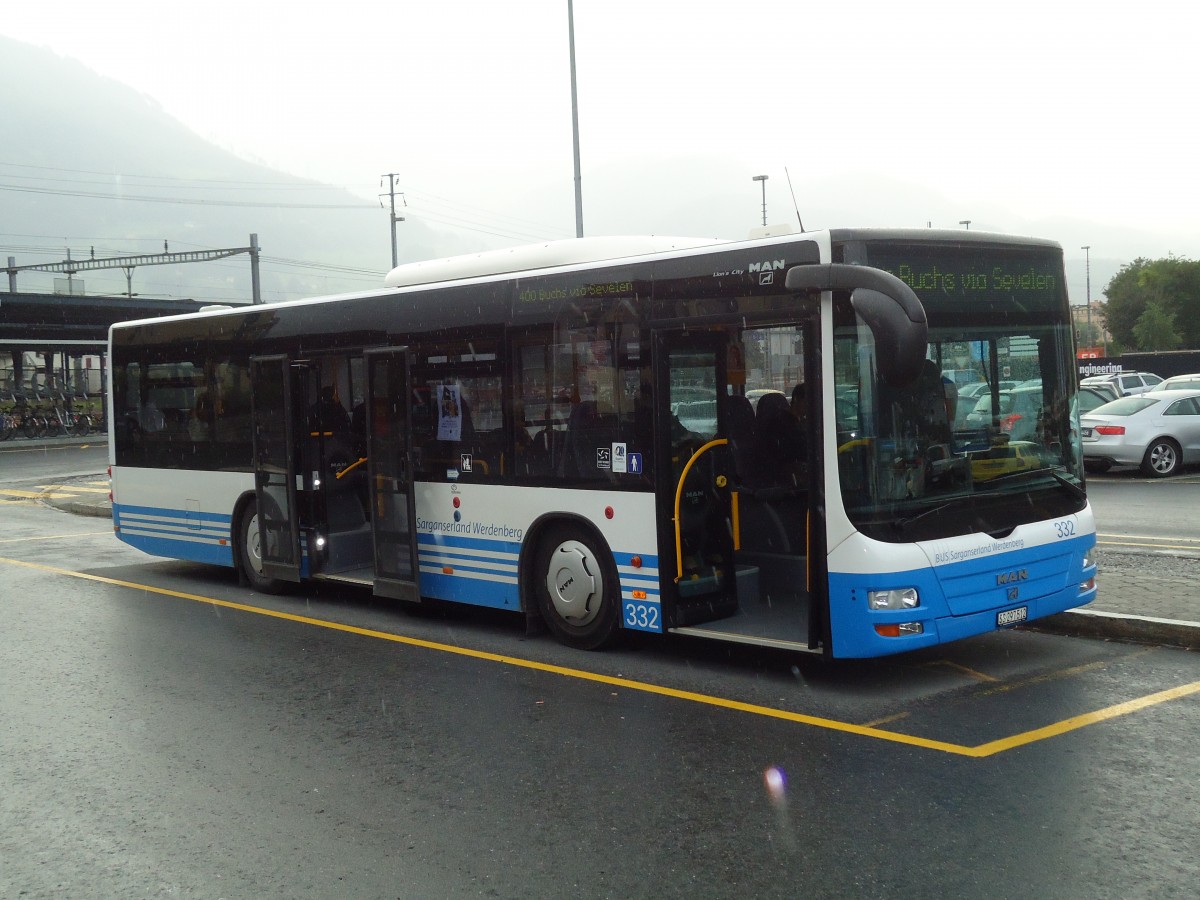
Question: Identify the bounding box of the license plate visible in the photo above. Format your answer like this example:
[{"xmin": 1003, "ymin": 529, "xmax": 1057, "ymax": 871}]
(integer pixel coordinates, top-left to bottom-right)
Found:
[
  {"xmin": 1081, "ymin": 427, "xmax": 1093, "ymax": 438},
  {"xmin": 997, "ymin": 606, "xmax": 1028, "ymax": 627}
]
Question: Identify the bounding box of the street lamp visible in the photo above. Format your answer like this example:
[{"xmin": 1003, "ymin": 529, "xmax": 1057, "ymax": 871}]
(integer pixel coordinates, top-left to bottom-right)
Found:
[
  {"xmin": 959, "ymin": 220, "xmax": 971, "ymax": 230},
  {"xmin": 752, "ymin": 174, "xmax": 768, "ymax": 226},
  {"xmin": 1081, "ymin": 245, "xmax": 1092, "ymax": 349}
]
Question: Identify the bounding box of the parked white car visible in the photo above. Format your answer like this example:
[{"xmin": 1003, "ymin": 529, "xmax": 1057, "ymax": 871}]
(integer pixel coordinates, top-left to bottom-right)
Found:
[
  {"xmin": 1080, "ymin": 371, "xmax": 1163, "ymax": 397},
  {"xmin": 1146, "ymin": 373, "xmax": 1200, "ymax": 393}
]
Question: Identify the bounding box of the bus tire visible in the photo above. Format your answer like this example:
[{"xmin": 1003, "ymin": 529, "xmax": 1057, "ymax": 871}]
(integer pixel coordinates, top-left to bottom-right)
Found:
[
  {"xmin": 237, "ymin": 500, "xmax": 287, "ymax": 594},
  {"xmin": 534, "ymin": 523, "xmax": 620, "ymax": 650}
]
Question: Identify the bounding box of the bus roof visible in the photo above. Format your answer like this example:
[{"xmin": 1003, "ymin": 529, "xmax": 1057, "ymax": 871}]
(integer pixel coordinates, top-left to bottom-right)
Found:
[
  {"xmin": 382, "ymin": 236, "xmax": 724, "ymax": 288},
  {"xmin": 108, "ymin": 227, "xmax": 1062, "ymax": 334}
]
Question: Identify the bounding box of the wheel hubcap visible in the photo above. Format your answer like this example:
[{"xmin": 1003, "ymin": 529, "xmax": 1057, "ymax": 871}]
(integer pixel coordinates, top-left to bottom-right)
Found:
[
  {"xmin": 246, "ymin": 513, "xmax": 265, "ymax": 574},
  {"xmin": 545, "ymin": 541, "xmax": 600, "ymax": 626},
  {"xmin": 1152, "ymin": 445, "xmax": 1176, "ymax": 474}
]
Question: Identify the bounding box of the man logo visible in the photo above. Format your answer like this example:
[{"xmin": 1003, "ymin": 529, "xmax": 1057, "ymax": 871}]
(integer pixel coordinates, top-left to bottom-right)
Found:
[
  {"xmin": 997, "ymin": 569, "xmax": 1028, "ymax": 586},
  {"xmin": 747, "ymin": 259, "xmax": 785, "ymax": 273}
]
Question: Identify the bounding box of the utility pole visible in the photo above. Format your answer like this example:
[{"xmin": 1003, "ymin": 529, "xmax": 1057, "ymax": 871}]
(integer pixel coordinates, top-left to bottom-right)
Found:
[
  {"xmin": 568, "ymin": 0, "xmax": 584, "ymax": 238},
  {"xmin": 752, "ymin": 175, "xmax": 769, "ymax": 226},
  {"xmin": 381, "ymin": 173, "xmax": 405, "ymax": 268},
  {"xmin": 1081, "ymin": 245, "xmax": 1092, "ymax": 343}
]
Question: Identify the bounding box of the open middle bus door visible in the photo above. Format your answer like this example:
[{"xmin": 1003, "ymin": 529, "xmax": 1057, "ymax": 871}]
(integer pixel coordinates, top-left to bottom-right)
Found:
[
  {"xmin": 656, "ymin": 334, "xmax": 739, "ymax": 627},
  {"xmin": 364, "ymin": 347, "xmax": 420, "ymax": 602},
  {"xmin": 250, "ymin": 354, "xmax": 306, "ymax": 583},
  {"xmin": 658, "ymin": 327, "xmax": 819, "ymax": 652}
]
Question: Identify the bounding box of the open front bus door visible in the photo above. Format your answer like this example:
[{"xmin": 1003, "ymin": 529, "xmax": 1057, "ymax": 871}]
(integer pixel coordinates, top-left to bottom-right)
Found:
[
  {"xmin": 365, "ymin": 347, "xmax": 420, "ymax": 602},
  {"xmin": 657, "ymin": 335, "xmax": 739, "ymax": 627},
  {"xmin": 250, "ymin": 354, "xmax": 306, "ymax": 583}
]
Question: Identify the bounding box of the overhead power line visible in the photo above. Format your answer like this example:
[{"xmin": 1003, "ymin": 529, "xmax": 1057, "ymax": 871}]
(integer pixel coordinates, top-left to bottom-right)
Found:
[{"xmin": 0, "ymin": 182, "xmax": 375, "ymax": 210}]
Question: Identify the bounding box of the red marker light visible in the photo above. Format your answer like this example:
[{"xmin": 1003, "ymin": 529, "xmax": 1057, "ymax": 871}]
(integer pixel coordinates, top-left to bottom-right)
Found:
[{"xmin": 605, "ymin": 506, "xmax": 614, "ymax": 520}]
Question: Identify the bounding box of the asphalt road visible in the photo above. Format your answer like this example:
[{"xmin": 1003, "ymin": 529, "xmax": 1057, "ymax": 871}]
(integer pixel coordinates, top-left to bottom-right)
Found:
[{"xmin": 1, "ymin": 482, "xmax": 1198, "ymax": 898}]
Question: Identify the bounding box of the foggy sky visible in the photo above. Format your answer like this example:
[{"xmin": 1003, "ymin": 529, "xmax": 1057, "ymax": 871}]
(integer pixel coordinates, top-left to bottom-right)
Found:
[{"xmin": 2, "ymin": 0, "xmax": 1196, "ymax": 305}]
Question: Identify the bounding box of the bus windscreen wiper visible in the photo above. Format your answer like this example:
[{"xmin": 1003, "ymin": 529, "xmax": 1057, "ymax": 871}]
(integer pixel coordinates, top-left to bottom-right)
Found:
[{"xmin": 985, "ymin": 466, "xmax": 1086, "ymax": 501}]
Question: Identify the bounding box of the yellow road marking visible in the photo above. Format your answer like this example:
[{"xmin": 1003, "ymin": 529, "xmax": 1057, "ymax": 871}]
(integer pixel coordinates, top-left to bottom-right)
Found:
[
  {"xmin": 39, "ymin": 484, "xmax": 111, "ymax": 494},
  {"xmin": 970, "ymin": 682, "xmax": 1200, "ymax": 756},
  {"xmin": 1097, "ymin": 532, "xmax": 1200, "ymax": 543},
  {"xmin": 0, "ymin": 488, "xmax": 50, "ymax": 499},
  {"xmin": 921, "ymin": 660, "xmax": 1001, "ymax": 682},
  {"xmin": 0, "ymin": 488, "xmax": 79, "ymax": 499},
  {"xmin": 1, "ymin": 554, "xmax": 1196, "ymax": 758},
  {"xmin": 1098, "ymin": 539, "xmax": 1200, "ymax": 552},
  {"xmin": 0, "ymin": 531, "xmax": 111, "ymax": 545},
  {"xmin": 860, "ymin": 712, "xmax": 910, "ymax": 728},
  {"xmin": 975, "ymin": 650, "xmax": 1157, "ymax": 697}
]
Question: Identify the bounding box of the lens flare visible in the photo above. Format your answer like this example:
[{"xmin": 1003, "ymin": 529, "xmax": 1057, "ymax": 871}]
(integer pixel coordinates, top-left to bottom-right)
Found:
[{"xmin": 763, "ymin": 766, "xmax": 787, "ymax": 803}]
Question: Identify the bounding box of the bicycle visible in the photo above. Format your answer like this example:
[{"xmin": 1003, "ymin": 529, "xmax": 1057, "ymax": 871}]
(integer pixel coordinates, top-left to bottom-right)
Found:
[{"xmin": 0, "ymin": 392, "xmax": 17, "ymax": 441}]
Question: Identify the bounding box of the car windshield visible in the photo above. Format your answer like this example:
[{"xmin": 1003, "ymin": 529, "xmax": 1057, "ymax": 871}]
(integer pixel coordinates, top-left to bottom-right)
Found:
[{"xmin": 1078, "ymin": 390, "xmax": 1110, "ymax": 415}]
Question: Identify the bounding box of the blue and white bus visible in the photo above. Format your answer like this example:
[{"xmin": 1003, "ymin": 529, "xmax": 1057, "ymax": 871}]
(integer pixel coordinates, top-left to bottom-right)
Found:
[{"xmin": 107, "ymin": 228, "xmax": 1096, "ymax": 657}]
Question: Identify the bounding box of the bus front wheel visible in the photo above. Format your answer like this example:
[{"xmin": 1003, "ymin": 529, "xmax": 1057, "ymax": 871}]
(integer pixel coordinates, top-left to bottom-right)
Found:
[
  {"xmin": 534, "ymin": 524, "xmax": 620, "ymax": 650},
  {"xmin": 237, "ymin": 500, "xmax": 287, "ymax": 594}
]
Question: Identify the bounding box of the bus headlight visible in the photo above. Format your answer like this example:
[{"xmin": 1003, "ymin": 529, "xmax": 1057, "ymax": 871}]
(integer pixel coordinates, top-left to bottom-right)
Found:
[{"xmin": 868, "ymin": 587, "xmax": 919, "ymax": 610}]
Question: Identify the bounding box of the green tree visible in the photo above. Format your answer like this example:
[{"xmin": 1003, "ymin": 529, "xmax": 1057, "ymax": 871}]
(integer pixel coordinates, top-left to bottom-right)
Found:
[
  {"xmin": 1103, "ymin": 256, "xmax": 1200, "ymax": 349},
  {"xmin": 1133, "ymin": 300, "xmax": 1182, "ymax": 351}
]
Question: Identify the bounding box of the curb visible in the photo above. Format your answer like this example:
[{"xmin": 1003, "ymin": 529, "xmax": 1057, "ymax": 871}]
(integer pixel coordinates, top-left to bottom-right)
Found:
[
  {"xmin": 1027, "ymin": 609, "xmax": 1200, "ymax": 651},
  {"xmin": 50, "ymin": 498, "xmax": 113, "ymax": 519}
]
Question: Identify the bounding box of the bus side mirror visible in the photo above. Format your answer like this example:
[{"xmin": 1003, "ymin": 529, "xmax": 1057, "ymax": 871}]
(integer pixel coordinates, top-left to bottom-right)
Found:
[{"xmin": 784, "ymin": 263, "xmax": 928, "ymax": 387}]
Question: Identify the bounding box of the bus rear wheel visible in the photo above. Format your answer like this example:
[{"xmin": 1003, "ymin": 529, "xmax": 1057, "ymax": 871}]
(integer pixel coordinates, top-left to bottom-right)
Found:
[
  {"xmin": 534, "ymin": 524, "xmax": 620, "ymax": 650},
  {"xmin": 237, "ymin": 500, "xmax": 287, "ymax": 593}
]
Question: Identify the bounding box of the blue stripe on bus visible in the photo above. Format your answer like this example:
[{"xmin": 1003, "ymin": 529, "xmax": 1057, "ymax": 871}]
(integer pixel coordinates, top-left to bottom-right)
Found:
[
  {"xmin": 116, "ymin": 529, "xmax": 236, "ymax": 567},
  {"xmin": 114, "ymin": 503, "xmax": 233, "ymax": 525},
  {"xmin": 417, "ymin": 567, "xmax": 521, "ymax": 610},
  {"xmin": 114, "ymin": 502, "xmax": 236, "ymax": 567},
  {"xmin": 828, "ymin": 532, "xmax": 1096, "ymax": 658},
  {"xmin": 114, "ymin": 506, "xmax": 663, "ymax": 620}
]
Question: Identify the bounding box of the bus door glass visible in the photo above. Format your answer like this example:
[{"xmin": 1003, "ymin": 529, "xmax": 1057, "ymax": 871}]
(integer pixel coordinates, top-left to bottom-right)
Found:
[
  {"xmin": 658, "ymin": 334, "xmax": 737, "ymax": 625},
  {"xmin": 250, "ymin": 354, "xmax": 304, "ymax": 582},
  {"xmin": 365, "ymin": 347, "xmax": 420, "ymax": 602}
]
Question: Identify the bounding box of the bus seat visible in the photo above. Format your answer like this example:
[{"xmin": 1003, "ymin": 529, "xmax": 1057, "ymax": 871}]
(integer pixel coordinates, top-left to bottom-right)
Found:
[
  {"xmin": 754, "ymin": 392, "xmax": 804, "ymax": 485},
  {"xmin": 725, "ymin": 394, "xmax": 757, "ymax": 485}
]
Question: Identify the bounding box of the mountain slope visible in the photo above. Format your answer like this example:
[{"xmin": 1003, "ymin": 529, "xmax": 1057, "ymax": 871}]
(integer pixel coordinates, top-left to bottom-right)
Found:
[{"xmin": 0, "ymin": 37, "xmax": 448, "ymax": 302}]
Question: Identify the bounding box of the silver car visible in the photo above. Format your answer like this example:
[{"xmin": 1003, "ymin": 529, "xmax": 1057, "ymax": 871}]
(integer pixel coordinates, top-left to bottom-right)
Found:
[{"xmin": 1080, "ymin": 389, "xmax": 1200, "ymax": 476}]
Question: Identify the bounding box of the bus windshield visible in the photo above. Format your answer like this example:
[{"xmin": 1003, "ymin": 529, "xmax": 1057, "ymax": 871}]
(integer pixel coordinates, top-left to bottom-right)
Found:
[{"xmin": 832, "ymin": 241, "xmax": 1085, "ymax": 542}]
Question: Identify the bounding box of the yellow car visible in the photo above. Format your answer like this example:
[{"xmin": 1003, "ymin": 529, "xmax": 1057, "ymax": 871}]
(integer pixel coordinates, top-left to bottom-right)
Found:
[{"xmin": 968, "ymin": 440, "xmax": 1041, "ymax": 482}]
